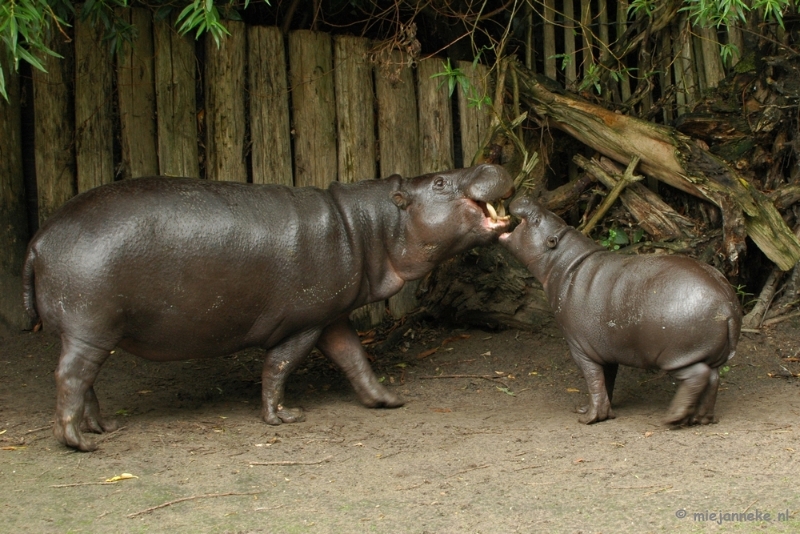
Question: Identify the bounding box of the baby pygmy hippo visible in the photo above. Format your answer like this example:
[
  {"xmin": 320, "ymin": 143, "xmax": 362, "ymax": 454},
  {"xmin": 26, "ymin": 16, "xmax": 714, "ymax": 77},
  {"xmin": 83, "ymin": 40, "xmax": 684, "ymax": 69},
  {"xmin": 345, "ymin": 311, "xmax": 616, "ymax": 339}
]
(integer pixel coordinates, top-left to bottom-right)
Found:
[{"xmin": 499, "ymin": 196, "xmax": 742, "ymax": 425}]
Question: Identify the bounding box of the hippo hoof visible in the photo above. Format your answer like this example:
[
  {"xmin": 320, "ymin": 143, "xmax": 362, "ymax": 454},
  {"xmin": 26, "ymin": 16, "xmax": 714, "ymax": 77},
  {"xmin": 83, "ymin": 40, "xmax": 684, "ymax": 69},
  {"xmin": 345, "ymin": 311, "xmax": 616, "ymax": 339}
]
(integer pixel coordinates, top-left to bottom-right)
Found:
[
  {"xmin": 577, "ymin": 405, "xmax": 615, "ymax": 424},
  {"xmin": 81, "ymin": 416, "xmax": 118, "ymax": 434},
  {"xmin": 54, "ymin": 426, "xmax": 98, "ymax": 452},
  {"xmin": 362, "ymin": 390, "xmax": 404, "ymax": 409},
  {"xmin": 263, "ymin": 405, "xmax": 306, "ymax": 425},
  {"xmin": 691, "ymin": 414, "xmax": 718, "ymax": 425}
]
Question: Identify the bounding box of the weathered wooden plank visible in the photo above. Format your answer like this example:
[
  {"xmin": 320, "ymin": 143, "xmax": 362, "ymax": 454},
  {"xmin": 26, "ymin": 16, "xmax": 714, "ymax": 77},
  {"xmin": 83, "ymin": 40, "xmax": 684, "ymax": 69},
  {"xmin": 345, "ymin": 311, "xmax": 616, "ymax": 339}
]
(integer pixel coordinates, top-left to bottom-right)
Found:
[
  {"xmin": 75, "ymin": 17, "xmax": 114, "ymax": 192},
  {"xmin": 205, "ymin": 20, "xmax": 247, "ymax": 182},
  {"xmin": 34, "ymin": 30, "xmax": 76, "ymax": 225},
  {"xmin": 289, "ymin": 30, "xmax": 336, "ymax": 188},
  {"xmin": 248, "ymin": 26, "xmax": 293, "ymax": 186},
  {"xmin": 417, "ymin": 57, "xmax": 454, "ymax": 173},
  {"xmin": 456, "ymin": 60, "xmax": 491, "ymax": 166},
  {"xmin": 334, "ymin": 35, "xmax": 383, "ymax": 328},
  {"xmin": 154, "ymin": 15, "xmax": 199, "ymax": 178},
  {"xmin": 376, "ymin": 51, "xmax": 420, "ymax": 318},
  {"xmin": 0, "ymin": 50, "xmax": 30, "ymax": 330},
  {"xmin": 117, "ymin": 7, "xmax": 158, "ymax": 179}
]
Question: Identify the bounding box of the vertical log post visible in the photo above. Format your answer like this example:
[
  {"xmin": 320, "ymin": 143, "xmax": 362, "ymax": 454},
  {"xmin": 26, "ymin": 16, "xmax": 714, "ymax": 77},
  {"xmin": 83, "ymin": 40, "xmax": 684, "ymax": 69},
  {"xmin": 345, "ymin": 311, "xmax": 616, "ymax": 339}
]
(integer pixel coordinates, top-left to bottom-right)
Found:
[
  {"xmin": 563, "ymin": 0, "xmax": 577, "ymax": 85},
  {"xmin": 154, "ymin": 15, "xmax": 199, "ymax": 178},
  {"xmin": 334, "ymin": 35, "xmax": 383, "ymax": 329},
  {"xmin": 248, "ymin": 26, "xmax": 293, "ymax": 186},
  {"xmin": 205, "ymin": 20, "xmax": 247, "ymax": 182},
  {"xmin": 417, "ymin": 58, "xmax": 455, "ymax": 173},
  {"xmin": 543, "ymin": 0, "xmax": 557, "ymax": 80},
  {"xmin": 672, "ymin": 14, "xmax": 698, "ymax": 114},
  {"xmin": 697, "ymin": 26, "xmax": 725, "ymax": 90},
  {"xmin": 289, "ymin": 30, "xmax": 337, "ymax": 188},
  {"xmin": 660, "ymin": 31, "xmax": 674, "ymax": 123},
  {"xmin": 34, "ymin": 29, "xmax": 76, "ymax": 225},
  {"xmin": 0, "ymin": 51, "xmax": 30, "ymax": 331},
  {"xmin": 117, "ymin": 7, "xmax": 158, "ymax": 179},
  {"xmin": 75, "ymin": 17, "xmax": 114, "ymax": 192},
  {"xmin": 456, "ymin": 61, "xmax": 492, "ymax": 166},
  {"xmin": 726, "ymin": 22, "xmax": 744, "ymax": 68},
  {"xmin": 616, "ymin": 0, "xmax": 631, "ymax": 102},
  {"xmin": 376, "ymin": 51, "xmax": 421, "ymax": 318}
]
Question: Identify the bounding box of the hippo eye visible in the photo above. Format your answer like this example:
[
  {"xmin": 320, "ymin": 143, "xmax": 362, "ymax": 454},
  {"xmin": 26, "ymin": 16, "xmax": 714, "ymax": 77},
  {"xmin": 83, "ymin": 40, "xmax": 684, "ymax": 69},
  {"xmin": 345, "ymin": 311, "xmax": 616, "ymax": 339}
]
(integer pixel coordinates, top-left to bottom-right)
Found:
[
  {"xmin": 546, "ymin": 235, "xmax": 559, "ymax": 248},
  {"xmin": 433, "ymin": 177, "xmax": 447, "ymax": 190}
]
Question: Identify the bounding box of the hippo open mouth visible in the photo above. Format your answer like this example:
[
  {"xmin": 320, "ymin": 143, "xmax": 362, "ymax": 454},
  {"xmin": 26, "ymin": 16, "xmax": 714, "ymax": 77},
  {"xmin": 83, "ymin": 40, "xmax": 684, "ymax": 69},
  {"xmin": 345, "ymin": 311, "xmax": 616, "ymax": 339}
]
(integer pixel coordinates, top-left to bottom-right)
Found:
[{"xmin": 474, "ymin": 198, "xmax": 512, "ymax": 231}]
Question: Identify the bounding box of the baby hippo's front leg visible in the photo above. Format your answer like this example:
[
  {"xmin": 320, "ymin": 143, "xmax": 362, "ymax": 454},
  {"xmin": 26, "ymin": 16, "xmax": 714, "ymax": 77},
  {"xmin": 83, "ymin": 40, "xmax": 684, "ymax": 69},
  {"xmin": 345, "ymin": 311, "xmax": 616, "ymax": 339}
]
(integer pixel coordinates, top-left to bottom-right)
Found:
[{"xmin": 571, "ymin": 351, "xmax": 616, "ymax": 424}]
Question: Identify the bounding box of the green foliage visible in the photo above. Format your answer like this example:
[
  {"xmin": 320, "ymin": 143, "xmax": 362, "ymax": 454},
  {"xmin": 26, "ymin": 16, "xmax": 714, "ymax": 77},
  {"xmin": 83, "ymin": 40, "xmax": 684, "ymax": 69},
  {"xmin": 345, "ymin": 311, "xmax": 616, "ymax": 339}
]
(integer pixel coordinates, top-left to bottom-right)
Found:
[
  {"xmin": 430, "ymin": 58, "xmax": 469, "ymax": 98},
  {"xmin": 734, "ymin": 284, "xmax": 754, "ymax": 307},
  {"xmin": 430, "ymin": 56, "xmax": 492, "ymax": 109},
  {"xmin": 600, "ymin": 227, "xmax": 644, "ymax": 251},
  {"xmin": 0, "ymin": 0, "xmax": 269, "ymax": 101},
  {"xmin": 0, "ymin": 0, "xmax": 67, "ymax": 100},
  {"xmin": 578, "ymin": 62, "xmax": 602, "ymax": 94}
]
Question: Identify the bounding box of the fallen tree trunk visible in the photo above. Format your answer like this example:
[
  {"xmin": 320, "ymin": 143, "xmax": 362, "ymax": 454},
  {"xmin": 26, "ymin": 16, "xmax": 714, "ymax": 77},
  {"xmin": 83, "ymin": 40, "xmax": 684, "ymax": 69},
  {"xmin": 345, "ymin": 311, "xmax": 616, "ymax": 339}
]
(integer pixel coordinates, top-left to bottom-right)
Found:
[{"xmin": 513, "ymin": 63, "xmax": 800, "ymax": 271}]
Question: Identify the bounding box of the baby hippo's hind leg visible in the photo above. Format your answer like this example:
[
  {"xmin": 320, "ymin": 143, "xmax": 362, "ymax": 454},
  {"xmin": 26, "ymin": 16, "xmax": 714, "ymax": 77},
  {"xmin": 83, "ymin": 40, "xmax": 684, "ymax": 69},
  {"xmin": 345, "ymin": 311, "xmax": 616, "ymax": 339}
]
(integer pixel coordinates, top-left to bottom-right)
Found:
[
  {"xmin": 690, "ymin": 367, "xmax": 720, "ymax": 425},
  {"xmin": 54, "ymin": 336, "xmax": 113, "ymax": 452},
  {"xmin": 664, "ymin": 362, "xmax": 712, "ymax": 425}
]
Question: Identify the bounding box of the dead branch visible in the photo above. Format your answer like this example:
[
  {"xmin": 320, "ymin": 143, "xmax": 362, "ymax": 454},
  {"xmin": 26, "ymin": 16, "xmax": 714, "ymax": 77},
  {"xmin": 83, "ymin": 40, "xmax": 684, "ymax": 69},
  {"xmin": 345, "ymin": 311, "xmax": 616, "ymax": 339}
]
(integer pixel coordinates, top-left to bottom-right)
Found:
[
  {"xmin": 580, "ymin": 156, "xmax": 643, "ymax": 235},
  {"xmin": 249, "ymin": 455, "xmax": 333, "ymax": 466},
  {"xmin": 418, "ymin": 374, "xmax": 506, "ymax": 381},
  {"xmin": 742, "ymin": 267, "xmax": 784, "ymax": 330},
  {"xmin": 51, "ymin": 481, "xmax": 123, "ymax": 488},
  {"xmin": 127, "ymin": 491, "xmax": 262, "ymax": 518},
  {"xmin": 513, "ymin": 62, "xmax": 800, "ymax": 271}
]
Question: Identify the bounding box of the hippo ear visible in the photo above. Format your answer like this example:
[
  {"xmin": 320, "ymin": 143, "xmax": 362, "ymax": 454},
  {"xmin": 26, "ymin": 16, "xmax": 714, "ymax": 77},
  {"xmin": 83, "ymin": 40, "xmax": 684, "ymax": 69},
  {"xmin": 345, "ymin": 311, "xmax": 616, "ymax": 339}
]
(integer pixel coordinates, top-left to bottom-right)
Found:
[
  {"xmin": 392, "ymin": 191, "xmax": 410, "ymax": 210},
  {"xmin": 546, "ymin": 235, "xmax": 559, "ymax": 249}
]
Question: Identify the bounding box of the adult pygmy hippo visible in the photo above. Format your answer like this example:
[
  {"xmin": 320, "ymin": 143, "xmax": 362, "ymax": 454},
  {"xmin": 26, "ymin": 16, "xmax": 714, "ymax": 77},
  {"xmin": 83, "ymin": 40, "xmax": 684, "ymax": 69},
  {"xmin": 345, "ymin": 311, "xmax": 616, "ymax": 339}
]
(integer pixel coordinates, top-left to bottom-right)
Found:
[
  {"xmin": 499, "ymin": 197, "xmax": 741, "ymax": 425},
  {"xmin": 24, "ymin": 164, "xmax": 514, "ymax": 451}
]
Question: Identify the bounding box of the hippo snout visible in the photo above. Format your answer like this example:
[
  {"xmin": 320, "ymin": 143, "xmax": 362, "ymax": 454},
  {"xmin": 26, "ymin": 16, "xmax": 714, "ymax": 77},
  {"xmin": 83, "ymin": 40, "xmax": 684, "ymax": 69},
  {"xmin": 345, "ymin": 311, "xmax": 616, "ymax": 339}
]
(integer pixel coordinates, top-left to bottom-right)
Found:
[
  {"xmin": 464, "ymin": 164, "xmax": 515, "ymax": 203},
  {"xmin": 508, "ymin": 196, "xmax": 537, "ymax": 220}
]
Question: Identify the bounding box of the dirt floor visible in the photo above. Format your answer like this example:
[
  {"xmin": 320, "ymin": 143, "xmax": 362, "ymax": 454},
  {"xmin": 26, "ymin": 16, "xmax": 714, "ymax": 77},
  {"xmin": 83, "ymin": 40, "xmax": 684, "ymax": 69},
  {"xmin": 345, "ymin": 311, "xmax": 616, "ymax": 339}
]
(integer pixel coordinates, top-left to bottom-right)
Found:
[{"xmin": 1, "ymin": 317, "xmax": 799, "ymax": 533}]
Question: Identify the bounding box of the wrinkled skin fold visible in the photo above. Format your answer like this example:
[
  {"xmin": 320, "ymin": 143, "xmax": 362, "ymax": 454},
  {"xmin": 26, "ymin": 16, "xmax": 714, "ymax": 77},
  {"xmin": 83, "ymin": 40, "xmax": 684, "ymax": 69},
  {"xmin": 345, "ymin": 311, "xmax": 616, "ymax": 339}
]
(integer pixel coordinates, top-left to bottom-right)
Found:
[
  {"xmin": 24, "ymin": 164, "xmax": 514, "ymax": 451},
  {"xmin": 500, "ymin": 196, "xmax": 742, "ymax": 426}
]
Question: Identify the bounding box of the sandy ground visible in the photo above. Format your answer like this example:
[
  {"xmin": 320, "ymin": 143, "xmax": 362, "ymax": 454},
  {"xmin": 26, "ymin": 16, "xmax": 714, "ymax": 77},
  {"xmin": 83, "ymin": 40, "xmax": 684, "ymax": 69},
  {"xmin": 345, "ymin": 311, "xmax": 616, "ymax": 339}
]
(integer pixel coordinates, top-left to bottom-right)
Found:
[{"xmin": 1, "ymin": 318, "xmax": 799, "ymax": 533}]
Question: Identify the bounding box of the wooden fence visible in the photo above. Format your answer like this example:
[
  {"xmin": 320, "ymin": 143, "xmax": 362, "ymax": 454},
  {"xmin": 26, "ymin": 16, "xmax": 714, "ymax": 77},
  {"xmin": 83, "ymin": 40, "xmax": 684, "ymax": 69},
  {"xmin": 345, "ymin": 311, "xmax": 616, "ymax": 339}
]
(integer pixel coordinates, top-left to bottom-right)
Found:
[
  {"xmin": 0, "ymin": 11, "xmax": 493, "ymax": 331},
  {"xmin": 0, "ymin": 4, "xmax": 740, "ymax": 331}
]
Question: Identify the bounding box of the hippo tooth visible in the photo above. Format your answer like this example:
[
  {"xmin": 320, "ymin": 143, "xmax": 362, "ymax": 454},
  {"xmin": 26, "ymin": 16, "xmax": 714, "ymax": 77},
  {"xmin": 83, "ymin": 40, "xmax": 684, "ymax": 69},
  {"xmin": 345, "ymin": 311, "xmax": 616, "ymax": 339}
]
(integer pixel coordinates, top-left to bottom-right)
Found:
[
  {"xmin": 486, "ymin": 202, "xmax": 499, "ymax": 221},
  {"xmin": 497, "ymin": 202, "xmax": 506, "ymax": 217}
]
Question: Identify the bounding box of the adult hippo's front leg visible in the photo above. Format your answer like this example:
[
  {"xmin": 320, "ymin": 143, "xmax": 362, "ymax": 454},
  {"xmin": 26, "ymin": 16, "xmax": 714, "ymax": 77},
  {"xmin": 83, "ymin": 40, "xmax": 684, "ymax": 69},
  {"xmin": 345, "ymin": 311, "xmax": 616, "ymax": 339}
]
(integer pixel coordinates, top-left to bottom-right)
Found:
[
  {"xmin": 317, "ymin": 318, "xmax": 404, "ymax": 409},
  {"xmin": 261, "ymin": 329, "xmax": 321, "ymax": 425}
]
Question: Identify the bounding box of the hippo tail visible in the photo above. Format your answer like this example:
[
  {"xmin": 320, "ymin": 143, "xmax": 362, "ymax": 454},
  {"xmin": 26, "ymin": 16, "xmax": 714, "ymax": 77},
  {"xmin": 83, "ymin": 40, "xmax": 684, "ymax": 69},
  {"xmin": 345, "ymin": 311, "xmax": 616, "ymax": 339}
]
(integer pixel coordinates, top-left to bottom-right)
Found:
[{"xmin": 22, "ymin": 248, "xmax": 39, "ymax": 322}]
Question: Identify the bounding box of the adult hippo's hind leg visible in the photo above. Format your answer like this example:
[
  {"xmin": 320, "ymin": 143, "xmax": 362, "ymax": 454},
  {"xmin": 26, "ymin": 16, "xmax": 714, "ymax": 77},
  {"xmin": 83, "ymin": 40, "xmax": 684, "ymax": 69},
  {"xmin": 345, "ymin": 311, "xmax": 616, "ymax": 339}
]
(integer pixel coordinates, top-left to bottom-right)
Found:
[
  {"xmin": 317, "ymin": 318, "xmax": 404, "ymax": 409},
  {"xmin": 81, "ymin": 387, "xmax": 118, "ymax": 434},
  {"xmin": 665, "ymin": 362, "xmax": 712, "ymax": 425},
  {"xmin": 54, "ymin": 336, "xmax": 113, "ymax": 452},
  {"xmin": 261, "ymin": 329, "xmax": 321, "ymax": 425}
]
